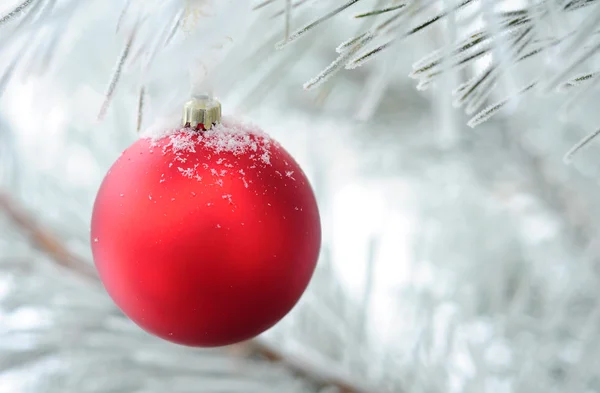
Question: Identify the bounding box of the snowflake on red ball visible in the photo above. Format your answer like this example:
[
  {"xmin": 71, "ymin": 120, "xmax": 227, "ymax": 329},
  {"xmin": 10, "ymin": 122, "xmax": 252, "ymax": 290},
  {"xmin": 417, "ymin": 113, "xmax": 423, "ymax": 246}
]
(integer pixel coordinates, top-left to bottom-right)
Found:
[{"xmin": 91, "ymin": 97, "xmax": 321, "ymax": 347}]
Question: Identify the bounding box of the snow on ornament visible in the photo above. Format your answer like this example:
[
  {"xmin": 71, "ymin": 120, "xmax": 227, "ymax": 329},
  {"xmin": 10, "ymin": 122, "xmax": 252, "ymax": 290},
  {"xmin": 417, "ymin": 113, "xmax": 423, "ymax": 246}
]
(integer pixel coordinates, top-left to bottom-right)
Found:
[{"xmin": 90, "ymin": 96, "xmax": 321, "ymax": 347}]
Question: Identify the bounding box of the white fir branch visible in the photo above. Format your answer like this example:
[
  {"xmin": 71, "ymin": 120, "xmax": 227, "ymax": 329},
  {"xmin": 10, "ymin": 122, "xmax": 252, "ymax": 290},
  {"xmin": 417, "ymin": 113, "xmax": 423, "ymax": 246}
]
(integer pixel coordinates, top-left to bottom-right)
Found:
[
  {"xmin": 347, "ymin": 0, "xmax": 477, "ymax": 70},
  {"xmin": 468, "ymin": 30, "xmax": 534, "ymax": 114},
  {"xmin": 411, "ymin": 32, "xmax": 489, "ymax": 76},
  {"xmin": 410, "ymin": 46, "xmax": 489, "ymax": 84},
  {"xmin": 464, "ymin": 79, "xmax": 497, "ymax": 115},
  {"xmin": 453, "ymin": 66, "xmax": 492, "ymax": 108},
  {"xmin": 455, "ymin": 26, "xmax": 533, "ymax": 111},
  {"xmin": 338, "ymin": 7, "xmax": 406, "ymax": 57},
  {"xmin": 7, "ymin": 4, "xmax": 600, "ymax": 392}
]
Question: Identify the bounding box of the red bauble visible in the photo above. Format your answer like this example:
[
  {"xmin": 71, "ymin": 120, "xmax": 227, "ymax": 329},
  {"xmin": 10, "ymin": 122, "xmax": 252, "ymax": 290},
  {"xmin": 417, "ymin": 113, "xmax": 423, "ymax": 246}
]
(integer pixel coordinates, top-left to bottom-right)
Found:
[{"xmin": 91, "ymin": 118, "xmax": 321, "ymax": 347}]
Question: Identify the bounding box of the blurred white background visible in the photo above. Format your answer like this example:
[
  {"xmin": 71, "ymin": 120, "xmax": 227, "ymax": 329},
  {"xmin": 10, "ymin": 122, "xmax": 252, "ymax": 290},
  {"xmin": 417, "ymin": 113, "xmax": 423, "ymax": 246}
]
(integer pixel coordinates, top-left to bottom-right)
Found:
[{"xmin": 3, "ymin": 1, "xmax": 600, "ymax": 392}]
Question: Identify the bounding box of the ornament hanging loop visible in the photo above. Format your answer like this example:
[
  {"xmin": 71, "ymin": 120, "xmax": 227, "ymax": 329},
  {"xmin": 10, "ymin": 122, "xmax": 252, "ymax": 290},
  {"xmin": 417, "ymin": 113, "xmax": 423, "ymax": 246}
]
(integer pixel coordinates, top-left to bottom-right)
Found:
[{"xmin": 182, "ymin": 96, "xmax": 222, "ymax": 130}]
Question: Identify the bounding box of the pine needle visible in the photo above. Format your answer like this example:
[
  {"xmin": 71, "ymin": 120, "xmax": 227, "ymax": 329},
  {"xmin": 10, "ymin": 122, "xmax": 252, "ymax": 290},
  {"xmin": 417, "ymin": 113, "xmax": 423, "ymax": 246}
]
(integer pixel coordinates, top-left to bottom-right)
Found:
[
  {"xmin": 136, "ymin": 86, "xmax": 145, "ymax": 132},
  {"xmin": 98, "ymin": 28, "xmax": 136, "ymax": 121},
  {"xmin": 564, "ymin": 127, "xmax": 600, "ymax": 164},
  {"xmin": 0, "ymin": 0, "xmax": 36, "ymax": 26},
  {"xmin": 269, "ymin": 0, "xmax": 309, "ymax": 19},
  {"xmin": 304, "ymin": 33, "xmax": 374, "ymax": 89},
  {"xmin": 467, "ymin": 81, "xmax": 537, "ymax": 128},
  {"xmin": 253, "ymin": 0, "xmax": 278, "ymax": 11},
  {"xmin": 284, "ymin": 0, "xmax": 291, "ymax": 41},
  {"xmin": 164, "ymin": 9, "xmax": 183, "ymax": 47},
  {"xmin": 347, "ymin": 0, "xmax": 475, "ymax": 69},
  {"xmin": 354, "ymin": 3, "xmax": 407, "ymax": 18},
  {"xmin": 276, "ymin": 0, "xmax": 364, "ymax": 49},
  {"xmin": 543, "ymin": 39, "xmax": 600, "ymax": 92}
]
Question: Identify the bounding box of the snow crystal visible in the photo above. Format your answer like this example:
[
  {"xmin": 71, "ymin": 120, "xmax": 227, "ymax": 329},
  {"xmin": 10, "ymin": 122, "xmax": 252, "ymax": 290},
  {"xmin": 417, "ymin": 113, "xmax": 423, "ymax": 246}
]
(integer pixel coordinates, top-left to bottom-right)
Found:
[
  {"xmin": 141, "ymin": 117, "xmax": 276, "ymax": 192},
  {"xmin": 178, "ymin": 164, "xmax": 199, "ymax": 179},
  {"xmin": 141, "ymin": 117, "xmax": 273, "ymax": 165},
  {"xmin": 260, "ymin": 151, "xmax": 270, "ymax": 165}
]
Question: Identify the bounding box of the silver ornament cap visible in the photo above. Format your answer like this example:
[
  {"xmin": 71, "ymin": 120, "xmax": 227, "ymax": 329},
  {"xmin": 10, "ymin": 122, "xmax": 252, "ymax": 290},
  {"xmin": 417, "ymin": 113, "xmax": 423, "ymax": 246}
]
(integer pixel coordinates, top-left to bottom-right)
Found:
[{"xmin": 182, "ymin": 95, "xmax": 222, "ymax": 130}]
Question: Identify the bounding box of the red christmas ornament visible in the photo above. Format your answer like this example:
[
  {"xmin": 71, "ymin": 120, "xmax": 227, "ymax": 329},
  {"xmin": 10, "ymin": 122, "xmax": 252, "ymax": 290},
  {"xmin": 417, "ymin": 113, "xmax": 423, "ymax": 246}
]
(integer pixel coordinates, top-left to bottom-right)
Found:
[{"xmin": 91, "ymin": 97, "xmax": 321, "ymax": 347}]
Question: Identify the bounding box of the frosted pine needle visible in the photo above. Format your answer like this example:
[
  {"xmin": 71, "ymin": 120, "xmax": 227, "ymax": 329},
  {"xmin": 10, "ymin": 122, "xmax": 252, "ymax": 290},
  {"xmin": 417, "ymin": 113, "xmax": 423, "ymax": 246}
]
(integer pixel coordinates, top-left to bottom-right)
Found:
[
  {"xmin": 276, "ymin": 0, "xmax": 363, "ymax": 49},
  {"xmin": 0, "ymin": 0, "xmax": 36, "ymax": 26},
  {"xmin": 253, "ymin": 0, "xmax": 279, "ymax": 11},
  {"xmin": 304, "ymin": 34, "xmax": 374, "ymax": 90},
  {"xmin": 354, "ymin": 3, "xmax": 407, "ymax": 18},
  {"xmin": 564, "ymin": 127, "xmax": 600, "ymax": 164},
  {"xmin": 98, "ymin": 27, "xmax": 136, "ymax": 121},
  {"xmin": 268, "ymin": 0, "xmax": 309, "ymax": 19},
  {"xmin": 543, "ymin": 40, "xmax": 600, "ymax": 93},
  {"xmin": 467, "ymin": 81, "xmax": 537, "ymax": 128},
  {"xmin": 136, "ymin": 86, "xmax": 145, "ymax": 133},
  {"xmin": 284, "ymin": 0, "xmax": 292, "ymax": 40}
]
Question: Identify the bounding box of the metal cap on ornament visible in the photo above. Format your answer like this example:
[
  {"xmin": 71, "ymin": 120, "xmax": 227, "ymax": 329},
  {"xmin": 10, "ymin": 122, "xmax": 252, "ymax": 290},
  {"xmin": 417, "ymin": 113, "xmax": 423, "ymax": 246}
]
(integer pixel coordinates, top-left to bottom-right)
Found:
[{"xmin": 182, "ymin": 95, "xmax": 222, "ymax": 130}]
